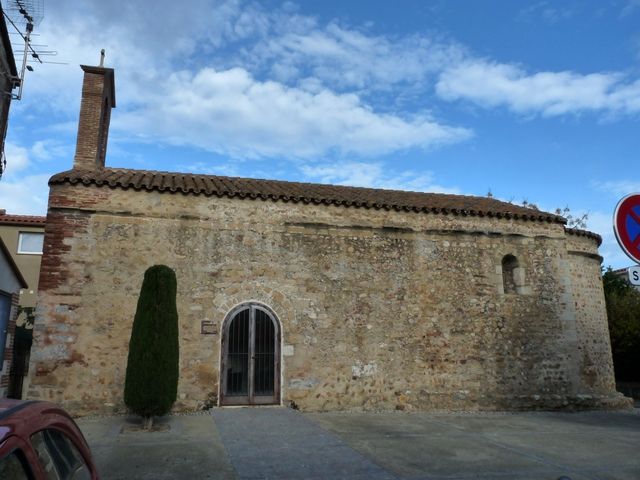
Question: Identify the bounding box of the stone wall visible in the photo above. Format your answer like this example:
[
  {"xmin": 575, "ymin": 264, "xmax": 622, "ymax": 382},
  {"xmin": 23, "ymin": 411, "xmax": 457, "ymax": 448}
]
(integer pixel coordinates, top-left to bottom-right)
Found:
[
  {"xmin": 26, "ymin": 183, "xmax": 629, "ymax": 414},
  {"xmin": 565, "ymin": 232, "xmax": 618, "ymax": 400}
]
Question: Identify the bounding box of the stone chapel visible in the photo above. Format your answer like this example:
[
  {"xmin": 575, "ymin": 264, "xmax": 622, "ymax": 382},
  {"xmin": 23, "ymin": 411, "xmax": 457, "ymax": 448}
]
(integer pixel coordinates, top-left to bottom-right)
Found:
[{"xmin": 26, "ymin": 63, "xmax": 629, "ymax": 415}]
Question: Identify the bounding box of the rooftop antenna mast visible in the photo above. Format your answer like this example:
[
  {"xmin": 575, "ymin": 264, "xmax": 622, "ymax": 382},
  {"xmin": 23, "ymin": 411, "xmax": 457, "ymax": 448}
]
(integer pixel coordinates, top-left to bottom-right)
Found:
[{"xmin": 3, "ymin": 0, "xmax": 46, "ymax": 100}]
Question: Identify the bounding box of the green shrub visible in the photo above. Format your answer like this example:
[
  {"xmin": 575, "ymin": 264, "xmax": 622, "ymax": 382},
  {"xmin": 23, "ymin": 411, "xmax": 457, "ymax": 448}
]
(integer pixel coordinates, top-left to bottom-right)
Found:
[
  {"xmin": 603, "ymin": 267, "xmax": 640, "ymax": 381},
  {"xmin": 124, "ymin": 265, "xmax": 179, "ymax": 423}
]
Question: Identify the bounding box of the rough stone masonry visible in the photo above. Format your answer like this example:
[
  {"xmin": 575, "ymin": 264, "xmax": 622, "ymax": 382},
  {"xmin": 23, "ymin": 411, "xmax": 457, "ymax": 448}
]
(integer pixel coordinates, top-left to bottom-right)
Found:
[{"xmin": 26, "ymin": 63, "xmax": 630, "ymax": 415}]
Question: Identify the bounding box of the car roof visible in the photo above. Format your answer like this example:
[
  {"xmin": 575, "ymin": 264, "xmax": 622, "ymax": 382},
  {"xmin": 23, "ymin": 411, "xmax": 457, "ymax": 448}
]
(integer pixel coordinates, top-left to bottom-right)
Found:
[
  {"xmin": 0, "ymin": 400, "xmax": 73, "ymax": 443},
  {"xmin": 0, "ymin": 398, "xmax": 24, "ymax": 412},
  {"xmin": 0, "ymin": 399, "xmax": 37, "ymax": 420}
]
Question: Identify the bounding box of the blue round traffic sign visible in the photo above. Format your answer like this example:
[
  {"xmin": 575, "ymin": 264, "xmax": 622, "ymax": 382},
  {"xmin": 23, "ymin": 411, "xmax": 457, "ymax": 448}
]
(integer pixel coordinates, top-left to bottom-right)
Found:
[{"xmin": 614, "ymin": 193, "xmax": 640, "ymax": 264}]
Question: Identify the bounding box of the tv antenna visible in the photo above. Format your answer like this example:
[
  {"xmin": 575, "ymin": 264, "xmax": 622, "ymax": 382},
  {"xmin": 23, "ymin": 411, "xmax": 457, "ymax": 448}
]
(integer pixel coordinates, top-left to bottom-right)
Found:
[{"xmin": 3, "ymin": 0, "xmax": 53, "ymax": 100}]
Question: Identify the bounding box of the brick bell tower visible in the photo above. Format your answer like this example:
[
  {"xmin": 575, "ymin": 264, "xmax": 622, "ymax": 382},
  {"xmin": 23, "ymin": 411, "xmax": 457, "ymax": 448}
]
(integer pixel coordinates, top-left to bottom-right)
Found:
[{"xmin": 73, "ymin": 50, "xmax": 116, "ymax": 170}]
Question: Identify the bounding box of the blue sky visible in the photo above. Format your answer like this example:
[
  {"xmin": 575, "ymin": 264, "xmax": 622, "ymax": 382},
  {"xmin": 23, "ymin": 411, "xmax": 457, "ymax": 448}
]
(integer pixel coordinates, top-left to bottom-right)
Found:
[{"xmin": 1, "ymin": 0, "xmax": 639, "ymax": 268}]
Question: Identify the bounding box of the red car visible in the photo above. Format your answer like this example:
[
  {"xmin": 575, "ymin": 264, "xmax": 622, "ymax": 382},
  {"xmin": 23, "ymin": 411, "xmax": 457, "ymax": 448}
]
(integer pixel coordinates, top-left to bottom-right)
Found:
[{"xmin": 0, "ymin": 399, "xmax": 99, "ymax": 479}]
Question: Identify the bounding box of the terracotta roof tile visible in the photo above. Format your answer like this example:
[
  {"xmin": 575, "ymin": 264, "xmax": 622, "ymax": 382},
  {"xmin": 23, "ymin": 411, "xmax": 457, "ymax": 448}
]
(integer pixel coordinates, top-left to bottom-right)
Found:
[
  {"xmin": 49, "ymin": 168, "xmax": 567, "ymax": 225},
  {"xmin": 0, "ymin": 211, "xmax": 46, "ymax": 226}
]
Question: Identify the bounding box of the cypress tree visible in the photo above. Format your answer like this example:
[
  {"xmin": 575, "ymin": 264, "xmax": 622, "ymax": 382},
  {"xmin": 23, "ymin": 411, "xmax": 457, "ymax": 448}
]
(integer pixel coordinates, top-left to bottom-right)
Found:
[{"xmin": 124, "ymin": 265, "xmax": 179, "ymax": 428}]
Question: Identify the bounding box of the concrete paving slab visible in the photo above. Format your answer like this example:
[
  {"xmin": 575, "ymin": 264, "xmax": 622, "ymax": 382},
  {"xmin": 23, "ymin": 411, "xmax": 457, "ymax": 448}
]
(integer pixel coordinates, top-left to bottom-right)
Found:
[
  {"xmin": 306, "ymin": 411, "xmax": 640, "ymax": 480},
  {"xmin": 73, "ymin": 408, "xmax": 640, "ymax": 480},
  {"xmin": 77, "ymin": 414, "xmax": 237, "ymax": 480},
  {"xmin": 537, "ymin": 411, "xmax": 640, "ymax": 434},
  {"xmin": 492, "ymin": 433, "xmax": 638, "ymax": 470},
  {"xmin": 307, "ymin": 411, "xmax": 456, "ymax": 436},
  {"xmin": 212, "ymin": 407, "xmax": 395, "ymax": 480},
  {"xmin": 590, "ymin": 469, "xmax": 640, "ymax": 480},
  {"xmin": 423, "ymin": 411, "xmax": 640, "ymax": 435},
  {"xmin": 329, "ymin": 433, "xmax": 572, "ymax": 478},
  {"xmin": 308, "ymin": 414, "xmax": 569, "ymax": 479}
]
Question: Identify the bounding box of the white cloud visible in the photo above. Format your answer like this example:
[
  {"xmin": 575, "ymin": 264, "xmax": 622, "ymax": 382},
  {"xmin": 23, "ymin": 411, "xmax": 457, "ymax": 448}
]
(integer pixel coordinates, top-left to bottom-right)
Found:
[
  {"xmin": 299, "ymin": 161, "xmax": 460, "ymax": 194},
  {"xmin": 516, "ymin": 2, "xmax": 576, "ymax": 24},
  {"xmin": 117, "ymin": 67, "xmax": 471, "ymax": 159},
  {"xmin": 31, "ymin": 141, "xmax": 50, "ymax": 161},
  {"xmin": 244, "ymin": 22, "xmax": 464, "ymax": 92},
  {"xmin": 621, "ymin": 0, "xmax": 640, "ymax": 17},
  {"xmin": 17, "ymin": 0, "xmax": 247, "ymax": 119},
  {"xmin": 17, "ymin": 0, "xmax": 639, "ymax": 172},
  {"xmin": 592, "ymin": 180, "xmax": 640, "ymax": 198},
  {"xmin": 436, "ymin": 60, "xmax": 640, "ymax": 116},
  {"xmin": 29, "ymin": 140, "xmax": 72, "ymax": 162},
  {"xmin": 10, "ymin": 0, "xmax": 471, "ymax": 163},
  {"xmin": 18, "ymin": 0, "xmax": 640, "ymax": 126},
  {"xmin": 0, "ymin": 173, "xmax": 50, "ymax": 215},
  {"xmin": 47, "ymin": 0, "xmax": 244, "ymax": 61},
  {"xmin": 0, "ymin": 140, "xmax": 69, "ymax": 214},
  {"xmin": 3, "ymin": 142, "xmax": 31, "ymax": 172},
  {"xmin": 2, "ymin": 139, "xmax": 71, "ymax": 175}
]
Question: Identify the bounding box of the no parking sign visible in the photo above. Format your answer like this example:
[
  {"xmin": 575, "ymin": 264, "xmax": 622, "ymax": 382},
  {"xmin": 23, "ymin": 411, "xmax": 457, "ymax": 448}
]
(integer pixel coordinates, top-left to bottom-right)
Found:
[{"xmin": 614, "ymin": 193, "xmax": 640, "ymax": 265}]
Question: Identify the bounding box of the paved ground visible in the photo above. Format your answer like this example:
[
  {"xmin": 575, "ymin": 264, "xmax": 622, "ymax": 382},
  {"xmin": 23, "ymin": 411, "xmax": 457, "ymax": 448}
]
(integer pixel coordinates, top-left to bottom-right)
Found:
[
  {"xmin": 213, "ymin": 407, "xmax": 394, "ymax": 479},
  {"xmin": 308, "ymin": 410, "xmax": 640, "ymax": 480},
  {"xmin": 78, "ymin": 413, "xmax": 235, "ymax": 479},
  {"xmin": 77, "ymin": 408, "xmax": 640, "ymax": 480}
]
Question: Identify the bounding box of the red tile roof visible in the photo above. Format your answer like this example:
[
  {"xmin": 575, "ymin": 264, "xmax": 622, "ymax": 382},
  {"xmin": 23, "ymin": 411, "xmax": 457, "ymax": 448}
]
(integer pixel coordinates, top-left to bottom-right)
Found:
[
  {"xmin": 50, "ymin": 168, "xmax": 566, "ymax": 224},
  {"xmin": 0, "ymin": 211, "xmax": 46, "ymax": 227}
]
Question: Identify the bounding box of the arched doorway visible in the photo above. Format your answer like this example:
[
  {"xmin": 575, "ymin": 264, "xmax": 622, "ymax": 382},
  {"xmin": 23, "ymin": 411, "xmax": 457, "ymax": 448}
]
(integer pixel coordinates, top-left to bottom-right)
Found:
[{"xmin": 220, "ymin": 303, "xmax": 281, "ymax": 405}]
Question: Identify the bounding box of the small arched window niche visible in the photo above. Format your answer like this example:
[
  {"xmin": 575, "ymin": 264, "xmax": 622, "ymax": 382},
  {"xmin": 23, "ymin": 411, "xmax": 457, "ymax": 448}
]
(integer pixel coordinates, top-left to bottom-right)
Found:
[{"xmin": 500, "ymin": 254, "xmax": 528, "ymax": 295}]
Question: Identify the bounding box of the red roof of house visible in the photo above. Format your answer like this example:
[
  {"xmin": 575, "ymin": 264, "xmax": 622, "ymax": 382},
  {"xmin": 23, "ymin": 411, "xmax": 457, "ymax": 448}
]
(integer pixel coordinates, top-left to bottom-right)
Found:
[
  {"xmin": 0, "ymin": 211, "xmax": 46, "ymax": 227},
  {"xmin": 50, "ymin": 168, "xmax": 568, "ymax": 225}
]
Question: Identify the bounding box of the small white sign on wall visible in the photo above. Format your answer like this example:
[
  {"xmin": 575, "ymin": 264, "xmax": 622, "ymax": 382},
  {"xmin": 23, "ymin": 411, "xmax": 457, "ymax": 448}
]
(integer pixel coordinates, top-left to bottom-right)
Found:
[{"xmin": 629, "ymin": 266, "xmax": 640, "ymax": 286}]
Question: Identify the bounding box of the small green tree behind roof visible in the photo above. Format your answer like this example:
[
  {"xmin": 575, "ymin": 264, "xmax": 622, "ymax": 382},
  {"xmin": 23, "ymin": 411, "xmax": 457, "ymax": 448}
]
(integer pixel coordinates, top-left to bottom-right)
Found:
[{"xmin": 124, "ymin": 265, "xmax": 179, "ymax": 428}]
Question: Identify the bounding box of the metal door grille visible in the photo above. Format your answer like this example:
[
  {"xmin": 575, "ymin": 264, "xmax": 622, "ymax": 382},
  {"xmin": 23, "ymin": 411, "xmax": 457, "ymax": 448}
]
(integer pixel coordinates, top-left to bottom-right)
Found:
[
  {"xmin": 221, "ymin": 304, "xmax": 280, "ymax": 405},
  {"xmin": 226, "ymin": 308, "xmax": 249, "ymax": 396},
  {"xmin": 254, "ymin": 310, "xmax": 275, "ymax": 396}
]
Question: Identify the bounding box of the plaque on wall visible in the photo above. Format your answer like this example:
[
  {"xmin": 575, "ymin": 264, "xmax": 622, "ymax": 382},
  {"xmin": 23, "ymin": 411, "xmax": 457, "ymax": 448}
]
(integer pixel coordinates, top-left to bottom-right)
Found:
[{"xmin": 201, "ymin": 321, "xmax": 218, "ymax": 335}]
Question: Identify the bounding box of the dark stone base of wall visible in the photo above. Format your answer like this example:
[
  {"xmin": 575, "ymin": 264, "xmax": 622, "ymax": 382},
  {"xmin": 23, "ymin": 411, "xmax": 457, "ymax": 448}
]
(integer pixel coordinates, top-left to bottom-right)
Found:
[
  {"xmin": 40, "ymin": 391, "xmax": 633, "ymax": 418},
  {"xmin": 524, "ymin": 393, "xmax": 634, "ymax": 411},
  {"xmin": 616, "ymin": 382, "xmax": 640, "ymax": 402},
  {"xmin": 386, "ymin": 391, "xmax": 634, "ymax": 413}
]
